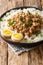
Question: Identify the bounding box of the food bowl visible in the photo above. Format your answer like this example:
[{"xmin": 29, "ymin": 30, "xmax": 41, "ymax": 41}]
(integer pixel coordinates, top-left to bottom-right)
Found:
[{"xmin": 0, "ymin": 6, "xmax": 43, "ymax": 47}]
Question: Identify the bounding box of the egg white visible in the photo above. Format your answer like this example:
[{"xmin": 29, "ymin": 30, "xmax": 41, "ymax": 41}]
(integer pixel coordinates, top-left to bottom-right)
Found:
[{"xmin": 11, "ymin": 33, "xmax": 23, "ymax": 42}]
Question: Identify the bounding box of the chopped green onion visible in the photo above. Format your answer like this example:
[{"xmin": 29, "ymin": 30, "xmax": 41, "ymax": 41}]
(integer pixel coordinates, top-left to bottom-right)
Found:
[
  {"xmin": 9, "ymin": 20, "xmax": 16, "ymax": 26},
  {"xmin": 24, "ymin": 38, "xmax": 27, "ymax": 40},
  {"xmin": 25, "ymin": 21, "xmax": 33, "ymax": 27},
  {"xmin": 37, "ymin": 19, "xmax": 41, "ymax": 23},
  {"xmin": 19, "ymin": 16, "xmax": 23, "ymax": 21},
  {"xmin": 28, "ymin": 11, "xmax": 30, "ymax": 14},
  {"xmin": 25, "ymin": 22, "xmax": 29, "ymax": 27},
  {"xmin": 34, "ymin": 31, "xmax": 41, "ymax": 36},
  {"xmin": 6, "ymin": 13, "xmax": 10, "ymax": 16},
  {"xmin": 40, "ymin": 33, "xmax": 43, "ymax": 37},
  {"xmin": 0, "ymin": 18, "xmax": 2, "ymax": 21},
  {"xmin": 29, "ymin": 21, "xmax": 33, "ymax": 26}
]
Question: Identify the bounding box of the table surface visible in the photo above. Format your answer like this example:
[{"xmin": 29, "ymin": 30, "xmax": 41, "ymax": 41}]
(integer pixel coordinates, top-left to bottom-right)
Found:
[{"xmin": 0, "ymin": 0, "xmax": 43, "ymax": 65}]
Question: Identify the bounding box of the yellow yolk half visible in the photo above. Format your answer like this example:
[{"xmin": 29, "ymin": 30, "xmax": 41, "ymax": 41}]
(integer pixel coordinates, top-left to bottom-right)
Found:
[
  {"xmin": 13, "ymin": 34, "xmax": 23, "ymax": 39},
  {"xmin": 11, "ymin": 33, "xmax": 23, "ymax": 42},
  {"xmin": 1, "ymin": 29, "xmax": 12, "ymax": 38},
  {"xmin": 3, "ymin": 30, "xmax": 12, "ymax": 35}
]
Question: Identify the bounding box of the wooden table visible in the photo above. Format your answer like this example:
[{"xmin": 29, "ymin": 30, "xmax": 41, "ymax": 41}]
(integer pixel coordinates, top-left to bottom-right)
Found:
[{"xmin": 0, "ymin": 0, "xmax": 43, "ymax": 65}]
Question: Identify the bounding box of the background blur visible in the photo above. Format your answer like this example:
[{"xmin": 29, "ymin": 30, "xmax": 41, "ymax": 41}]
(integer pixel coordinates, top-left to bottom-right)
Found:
[{"xmin": 0, "ymin": 0, "xmax": 43, "ymax": 16}]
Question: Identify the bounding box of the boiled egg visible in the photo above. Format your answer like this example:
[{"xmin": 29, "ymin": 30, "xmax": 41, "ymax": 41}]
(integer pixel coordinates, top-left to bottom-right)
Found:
[
  {"xmin": 1, "ymin": 29, "xmax": 12, "ymax": 38},
  {"xmin": 11, "ymin": 33, "xmax": 23, "ymax": 42}
]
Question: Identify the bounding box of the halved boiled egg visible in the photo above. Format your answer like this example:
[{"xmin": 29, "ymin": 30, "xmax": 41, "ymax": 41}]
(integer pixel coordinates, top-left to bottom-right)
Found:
[
  {"xmin": 11, "ymin": 33, "xmax": 23, "ymax": 42},
  {"xmin": 1, "ymin": 29, "xmax": 12, "ymax": 38}
]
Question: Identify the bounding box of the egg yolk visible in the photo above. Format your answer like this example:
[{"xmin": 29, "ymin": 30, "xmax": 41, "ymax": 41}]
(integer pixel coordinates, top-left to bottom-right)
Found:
[
  {"xmin": 3, "ymin": 30, "xmax": 12, "ymax": 35},
  {"xmin": 13, "ymin": 33, "xmax": 23, "ymax": 39}
]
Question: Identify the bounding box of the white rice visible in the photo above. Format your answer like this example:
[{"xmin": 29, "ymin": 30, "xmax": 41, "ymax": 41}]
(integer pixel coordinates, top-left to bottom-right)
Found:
[{"xmin": 1, "ymin": 8, "xmax": 43, "ymax": 43}]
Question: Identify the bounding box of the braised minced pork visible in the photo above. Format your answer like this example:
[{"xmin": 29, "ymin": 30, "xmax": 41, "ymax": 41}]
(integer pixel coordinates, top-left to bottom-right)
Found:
[{"xmin": 8, "ymin": 11, "xmax": 42, "ymax": 37}]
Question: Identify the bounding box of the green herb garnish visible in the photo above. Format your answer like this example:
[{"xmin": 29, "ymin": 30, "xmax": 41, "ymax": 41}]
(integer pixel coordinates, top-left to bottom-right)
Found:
[
  {"xmin": 24, "ymin": 38, "xmax": 27, "ymax": 40},
  {"xmin": 25, "ymin": 22, "xmax": 29, "ymax": 27},
  {"xmin": 37, "ymin": 19, "xmax": 41, "ymax": 23},
  {"xmin": 6, "ymin": 13, "xmax": 10, "ymax": 16},
  {"xmin": 19, "ymin": 16, "xmax": 23, "ymax": 21},
  {"xmin": 29, "ymin": 21, "xmax": 33, "ymax": 26},
  {"xmin": 25, "ymin": 21, "xmax": 33, "ymax": 27},
  {"xmin": 9, "ymin": 20, "xmax": 16, "ymax": 26},
  {"xmin": 0, "ymin": 18, "xmax": 2, "ymax": 21},
  {"xmin": 34, "ymin": 31, "xmax": 41, "ymax": 36},
  {"xmin": 28, "ymin": 11, "xmax": 30, "ymax": 14},
  {"xmin": 40, "ymin": 33, "xmax": 43, "ymax": 37}
]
